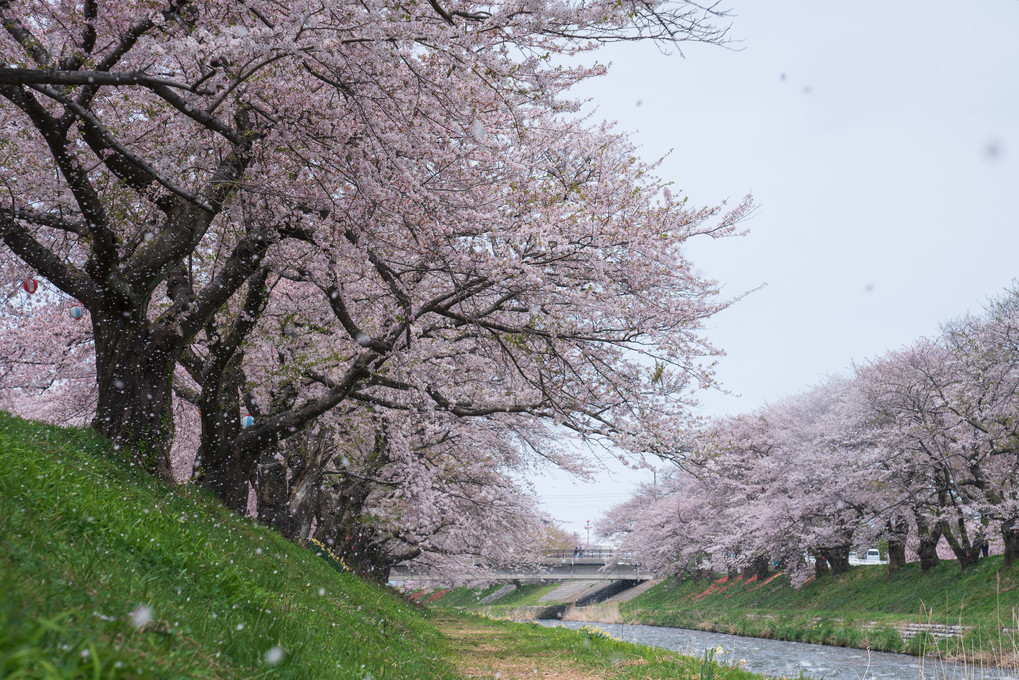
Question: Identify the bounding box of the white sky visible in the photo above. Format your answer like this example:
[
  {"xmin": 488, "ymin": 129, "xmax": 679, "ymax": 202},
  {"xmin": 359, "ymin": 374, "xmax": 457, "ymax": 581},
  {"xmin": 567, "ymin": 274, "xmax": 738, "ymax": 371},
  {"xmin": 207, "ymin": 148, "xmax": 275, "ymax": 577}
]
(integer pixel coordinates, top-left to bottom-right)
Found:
[{"xmin": 531, "ymin": 0, "xmax": 1019, "ymax": 540}]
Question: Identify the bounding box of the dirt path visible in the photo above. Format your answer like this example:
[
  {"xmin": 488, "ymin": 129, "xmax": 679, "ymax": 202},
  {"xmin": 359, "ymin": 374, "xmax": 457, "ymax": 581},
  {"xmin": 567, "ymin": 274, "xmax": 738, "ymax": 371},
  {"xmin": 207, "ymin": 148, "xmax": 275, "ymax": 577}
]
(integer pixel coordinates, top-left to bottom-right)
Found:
[{"xmin": 435, "ymin": 616, "xmax": 608, "ymax": 680}]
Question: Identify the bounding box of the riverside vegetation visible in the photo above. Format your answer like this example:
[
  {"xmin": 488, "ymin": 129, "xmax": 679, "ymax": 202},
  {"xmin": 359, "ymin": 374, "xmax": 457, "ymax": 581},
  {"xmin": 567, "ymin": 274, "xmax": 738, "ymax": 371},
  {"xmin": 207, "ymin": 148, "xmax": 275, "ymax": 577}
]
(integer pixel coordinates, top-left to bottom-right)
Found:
[
  {"xmin": 0, "ymin": 412, "xmax": 770, "ymax": 680},
  {"xmin": 435, "ymin": 561, "xmax": 1019, "ymax": 666}
]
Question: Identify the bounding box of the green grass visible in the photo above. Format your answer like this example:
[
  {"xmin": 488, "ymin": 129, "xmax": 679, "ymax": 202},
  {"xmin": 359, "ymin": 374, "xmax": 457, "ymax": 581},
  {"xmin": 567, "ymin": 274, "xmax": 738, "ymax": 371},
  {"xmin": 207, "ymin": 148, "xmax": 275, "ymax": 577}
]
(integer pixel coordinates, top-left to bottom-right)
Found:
[
  {"xmin": 456, "ymin": 582, "xmax": 570, "ymax": 619},
  {"xmin": 423, "ymin": 582, "xmax": 564, "ymax": 617},
  {"xmin": 0, "ymin": 412, "xmax": 779, "ymax": 680},
  {"xmin": 478, "ymin": 582, "xmax": 559, "ymax": 607},
  {"xmin": 435, "ymin": 612, "xmax": 765, "ymax": 680},
  {"xmin": 422, "ymin": 585, "xmax": 504, "ymax": 608},
  {"xmin": 620, "ymin": 563, "xmax": 1019, "ymax": 660},
  {"xmin": 441, "ymin": 559, "xmax": 1019, "ymax": 661},
  {"xmin": 0, "ymin": 412, "xmax": 455, "ymax": 679}
]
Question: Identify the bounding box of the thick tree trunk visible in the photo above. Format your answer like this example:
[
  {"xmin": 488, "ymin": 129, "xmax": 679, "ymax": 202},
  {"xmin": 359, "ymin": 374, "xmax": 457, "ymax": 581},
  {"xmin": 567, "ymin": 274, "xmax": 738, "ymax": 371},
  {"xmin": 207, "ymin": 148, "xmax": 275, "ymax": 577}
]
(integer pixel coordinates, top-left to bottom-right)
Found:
[
  {"xmin": 812, "ymin": 550, "xmax": 830, "ymax": 578},
  {"xmin": 886, "ymin": 517, "xmax": 909, "ymax": 575},
  {"xmin": 255, "ymin": 459, "xmax": 292, "ymax": 534},
  {"xmin": 193, "ymin": 269, "xmax": 277, "ymax": 512},
  {"xmin": 826, "ymin": 545, "xmax": 851, "ymax": 575},
  {"xmin": 313, "ymin": 475, "xmax": 371, "ymax": 550},
  {"xmin": 1003, "ymin": 519, "xmax": 1019, "ymax": 568},
  {"xmin": 916, "ymin": 517, "xmax": 942, "ymax": 573},
  {"xmin": 887, "ymin": 541, "xmax": 907, "ymax": 574},
  {"xmin": 92, "ymin": 310, "xmax": 178, "ymax": 481},
  {"xmin": 196, "ymin": 361, "xmax": 252, "ymax": 512},
  {"xmin": 254, "ymin": 429, "xmax": 332, "ymax": 540},
  {"xmin": 311, "ymin": 469, "xmax": 409, "ymax": 583},
  {"xmin": 744, "ymin": 556, "xmax": 770, "ymax": 581},
  {"xmin": 940, "ymin": 519, "xmax": 982, "ymax": 571}
]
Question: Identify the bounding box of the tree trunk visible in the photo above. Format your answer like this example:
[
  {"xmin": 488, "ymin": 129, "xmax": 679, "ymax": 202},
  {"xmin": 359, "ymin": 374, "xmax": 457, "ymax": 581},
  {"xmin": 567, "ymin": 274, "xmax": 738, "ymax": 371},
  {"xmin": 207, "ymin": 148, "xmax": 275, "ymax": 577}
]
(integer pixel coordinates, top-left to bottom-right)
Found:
[
  {"xmin": 812, "ymin": 550, "xmax": 830, "ymax": 578},
  {"xmin": 254, "ymin": 429, "xmax": 332, "ymax": 540},
  {"xmin": 886, "ymin": 517, "xmax": 909, "ymax": 575},
  {"xmin": 196, "ymin": 360, "xmax": 252, "ymax": 512},
  {"xmin": 827, "ymin": 545, "xmax": 851, "ymax": 575},
  {"xmin": 92, "ymin": 309, "xmax": 178, "ymax": 481},
  {"xmin": 255, "ymin": 459, "xmax": 292, "ymax": 535},
  {"xmin": 940, "ymin": 519, "xmax": 982, "ymax": 571},
  {"xmin": 887, "ymin": 541, "xmax": 907, "ymax": 574},
  {"xmin": 744, "ymin": 555, "xmax": 769, "ymax": 581},
  {"xmin": 915, "ymin": 516, "xmax": 942, "ymax": 573},
  {"xmin": 1003, "ymin": 519, "xmax": 1019, "ymax": 568},
  {"xmin": 311, "ymin": 466, "xmax": 409, "ymax": 583}
]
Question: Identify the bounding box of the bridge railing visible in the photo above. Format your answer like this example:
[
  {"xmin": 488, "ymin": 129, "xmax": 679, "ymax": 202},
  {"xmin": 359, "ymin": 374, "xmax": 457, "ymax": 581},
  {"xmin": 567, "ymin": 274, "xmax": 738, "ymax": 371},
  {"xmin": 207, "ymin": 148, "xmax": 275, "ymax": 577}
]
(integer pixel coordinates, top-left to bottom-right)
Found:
[{"xmin": 543, "ymin": 548, "xmax": 634, "ymax": 562}]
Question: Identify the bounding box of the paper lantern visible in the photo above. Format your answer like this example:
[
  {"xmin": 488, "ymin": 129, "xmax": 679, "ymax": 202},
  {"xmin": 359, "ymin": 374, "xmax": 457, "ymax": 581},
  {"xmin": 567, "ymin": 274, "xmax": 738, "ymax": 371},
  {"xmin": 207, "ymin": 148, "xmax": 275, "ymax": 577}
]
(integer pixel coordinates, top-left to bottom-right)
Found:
[
  {"xmin": 69, "ymin": 305, "xmax": 84, "ymax": 319},
  {"xmin": 22, "ymin": 278, "xmax": 38, "ymax": 294},
  {"xmin": 241, "ymin": 414, "xmax": 254, "ymax": 428}
]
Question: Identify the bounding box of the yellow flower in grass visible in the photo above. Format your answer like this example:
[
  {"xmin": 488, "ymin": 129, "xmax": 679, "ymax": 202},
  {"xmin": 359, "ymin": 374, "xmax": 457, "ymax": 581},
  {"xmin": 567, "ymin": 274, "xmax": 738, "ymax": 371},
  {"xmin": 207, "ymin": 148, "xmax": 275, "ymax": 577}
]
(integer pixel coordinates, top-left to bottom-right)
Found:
[
  {"xmin": 578, "ymin": 625, "xmax": 615, "ymax": 640},
  {"xmin": 309, "ymin": 538, "xmax": 350, "ymax": 571}
]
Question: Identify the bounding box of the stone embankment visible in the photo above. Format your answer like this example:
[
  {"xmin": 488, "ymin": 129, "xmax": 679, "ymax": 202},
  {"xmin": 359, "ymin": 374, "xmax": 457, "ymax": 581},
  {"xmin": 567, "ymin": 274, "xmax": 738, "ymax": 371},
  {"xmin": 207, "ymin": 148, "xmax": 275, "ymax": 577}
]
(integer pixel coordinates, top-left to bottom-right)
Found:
[
  {"xmin": 478, "ymin": 584, "xmax": 517, "ymax": 605},
  {"xmin": 861, "ymin": 621, "xmax": 971, "ymax": 641},
  {"xmin": 564, "ymin": 605, "xmax": 975, "ymax": 643}
]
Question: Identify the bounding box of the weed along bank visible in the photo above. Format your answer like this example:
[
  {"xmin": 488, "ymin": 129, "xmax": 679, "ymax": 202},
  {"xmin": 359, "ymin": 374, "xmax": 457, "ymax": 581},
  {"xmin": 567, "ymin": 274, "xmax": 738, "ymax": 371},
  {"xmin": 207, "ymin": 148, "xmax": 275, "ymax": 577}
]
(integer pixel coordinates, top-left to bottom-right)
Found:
[
  {"xmin": 427, "ymin": 558, "xmax": 1019, "ymax": 668},
  {"xmin": 0, "ymin": 413, "xmax": 782, "ymax": 680}
]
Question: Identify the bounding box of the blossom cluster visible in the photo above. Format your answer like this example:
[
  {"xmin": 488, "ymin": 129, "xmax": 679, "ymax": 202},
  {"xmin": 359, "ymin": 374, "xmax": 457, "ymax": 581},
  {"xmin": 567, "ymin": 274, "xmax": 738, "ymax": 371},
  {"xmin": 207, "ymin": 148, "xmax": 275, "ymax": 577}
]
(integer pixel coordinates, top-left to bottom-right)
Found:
[{"xmin": 602, "ymin": 285, "xmax": 1019, "ymax": 583}]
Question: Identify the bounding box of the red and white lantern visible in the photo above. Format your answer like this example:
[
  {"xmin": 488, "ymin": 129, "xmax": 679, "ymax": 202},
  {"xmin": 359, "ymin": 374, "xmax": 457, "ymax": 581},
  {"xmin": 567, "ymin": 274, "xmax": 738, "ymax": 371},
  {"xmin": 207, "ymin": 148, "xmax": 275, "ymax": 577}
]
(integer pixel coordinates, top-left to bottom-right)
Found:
[
  {"xmin": 69, "ymin": 305, "xmax": 85, "ymax": 320},
  {"xmin": 22, "ymin": 278, "xmax": 38, "ymax": 294}
]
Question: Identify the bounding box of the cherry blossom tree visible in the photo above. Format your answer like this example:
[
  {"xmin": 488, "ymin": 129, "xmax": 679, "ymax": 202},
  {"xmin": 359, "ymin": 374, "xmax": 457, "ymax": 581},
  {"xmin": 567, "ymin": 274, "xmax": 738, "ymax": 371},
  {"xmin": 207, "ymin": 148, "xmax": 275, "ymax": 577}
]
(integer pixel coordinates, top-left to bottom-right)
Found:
[
  {"xmin": 854, "ymin": 332, "xmax": 1019, "ymax": 572},
  {"xmin": 940, "ymin": 292, "xmax": 1019, "ymax": 567},
  {"xmin": 606, "ymin": 376, "xmax": 939, "ymax": 583},
  {"xmin": 0, "ymin": 278, "xmax": 95, "ymax": 423},
  {"xmin": 600, "ymin": 468, "xmax": 728, "ymax": 578},
  {"xmin": 855, "ymin": 345, "xmax": 958, "ymax": 572},
  {"xmin": 300, "ymin": 410, "xmax": 554, "ymax": 582},
  {"xmin": 168, "ymin": 113, "xmax": 751, "ymax": 509},
  {"xmin": 0, "ymin": 0, "xmax": 738, "ymax": 480}
]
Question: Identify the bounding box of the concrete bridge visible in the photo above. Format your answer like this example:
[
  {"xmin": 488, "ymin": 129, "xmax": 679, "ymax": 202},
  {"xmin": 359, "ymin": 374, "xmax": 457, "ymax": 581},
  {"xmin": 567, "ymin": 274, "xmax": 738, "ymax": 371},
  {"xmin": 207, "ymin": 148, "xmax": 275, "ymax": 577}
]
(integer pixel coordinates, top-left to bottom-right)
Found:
[{"xmin": 389, "ymin": 549, "xmax": 653, "ymax": 583}]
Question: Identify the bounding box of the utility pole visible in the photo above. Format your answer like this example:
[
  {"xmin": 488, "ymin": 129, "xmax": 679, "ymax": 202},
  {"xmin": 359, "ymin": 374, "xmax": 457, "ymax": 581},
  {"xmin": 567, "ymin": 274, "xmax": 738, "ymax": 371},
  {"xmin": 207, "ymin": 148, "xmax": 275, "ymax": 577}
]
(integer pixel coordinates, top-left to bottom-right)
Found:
[{"xmin": 585, "ymin": 519, "xmax": 591, "ymax": 549}]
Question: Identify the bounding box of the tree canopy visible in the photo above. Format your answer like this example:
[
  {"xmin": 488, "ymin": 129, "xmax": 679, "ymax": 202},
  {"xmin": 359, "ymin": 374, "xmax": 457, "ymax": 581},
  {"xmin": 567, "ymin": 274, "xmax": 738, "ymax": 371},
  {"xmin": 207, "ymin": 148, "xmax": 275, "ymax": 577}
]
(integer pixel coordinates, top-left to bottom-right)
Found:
[
  {"xmin": 0, "ymin": 0, "xmax": 746, "ymax": 577},
  {"xmin": 602, "ymin": 285, "xmax": 1019, "ymax": 582}
]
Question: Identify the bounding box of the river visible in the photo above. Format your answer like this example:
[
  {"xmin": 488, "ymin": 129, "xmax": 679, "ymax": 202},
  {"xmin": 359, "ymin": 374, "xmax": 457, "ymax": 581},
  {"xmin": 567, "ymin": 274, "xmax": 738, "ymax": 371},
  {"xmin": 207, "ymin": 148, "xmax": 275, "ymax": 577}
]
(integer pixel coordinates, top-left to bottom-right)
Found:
[{"xmin": 536, "ymin": 620, "xmax": 1018, "ymax": 680}]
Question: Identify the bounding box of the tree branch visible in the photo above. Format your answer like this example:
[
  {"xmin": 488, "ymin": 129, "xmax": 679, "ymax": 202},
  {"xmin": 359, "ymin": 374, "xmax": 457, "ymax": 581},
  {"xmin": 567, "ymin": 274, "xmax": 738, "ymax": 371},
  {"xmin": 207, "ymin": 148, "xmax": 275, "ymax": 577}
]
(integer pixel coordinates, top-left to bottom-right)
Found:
[{"xmin": 0, "ymin": 209, "xmax": 99, "ymax": 305}]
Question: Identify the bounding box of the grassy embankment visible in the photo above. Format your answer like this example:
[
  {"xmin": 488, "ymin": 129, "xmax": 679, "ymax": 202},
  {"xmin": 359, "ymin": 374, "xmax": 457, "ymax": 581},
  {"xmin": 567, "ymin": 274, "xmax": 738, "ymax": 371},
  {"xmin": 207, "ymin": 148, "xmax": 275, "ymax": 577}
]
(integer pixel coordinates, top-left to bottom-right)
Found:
[
  {"xmin": 616, "ymin": 562, "xmax": 1019, "ymax": 661},
  {"xmin": 438, "ymin": 560, "xmax": 1019, "ymax": 663},
  {"xmin": 436, "ymin": 559, "xmax": 1019, "ymax": 663},
  {"xmin": 436, "ymin": 612, "xmax": 763, "ymax": 680},
  {"xmin": 0, "ymin": 412, "xmax": 455, "ymax": 678},
  {"xmin": 425, "ymin": 582, "xmax": 572, "ymax": 623},
  {"xmin": 0, "ymin": 412, "xmax": 771, "ymax": 680}
]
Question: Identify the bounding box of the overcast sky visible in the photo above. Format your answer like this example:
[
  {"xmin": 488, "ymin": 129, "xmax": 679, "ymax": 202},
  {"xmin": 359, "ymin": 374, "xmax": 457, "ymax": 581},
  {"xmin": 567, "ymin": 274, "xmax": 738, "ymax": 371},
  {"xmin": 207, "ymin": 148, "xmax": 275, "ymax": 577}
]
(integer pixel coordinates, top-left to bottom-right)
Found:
[{"xmin": 532, "ymin": 0, "xmax": 1019, "ymax": 540}]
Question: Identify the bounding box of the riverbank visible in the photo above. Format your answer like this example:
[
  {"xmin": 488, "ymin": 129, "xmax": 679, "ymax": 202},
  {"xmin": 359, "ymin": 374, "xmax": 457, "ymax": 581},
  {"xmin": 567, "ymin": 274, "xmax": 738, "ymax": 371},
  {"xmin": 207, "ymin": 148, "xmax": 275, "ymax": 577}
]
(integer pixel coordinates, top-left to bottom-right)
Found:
[
  {"xmin": 0, "ymin": 413, "xmax": 460, "ymax": 678},
  {"xmin": 538, "ymin": 619, "xmax": 1019, "ymax": 680},
  {"xmin": 435, "ymin": 558, "xmax": 1019, "ymax": 665},
  {"xmin": 436, "ymin": 612, "xmax": 765, "ymax": 680},
  {"xmin": 0, "ymin": 412, "xmax": 775, "ymax": 679},
  {"xmin": 617, "ymin": 562, "xmax": 1019, "ymax": 664}
]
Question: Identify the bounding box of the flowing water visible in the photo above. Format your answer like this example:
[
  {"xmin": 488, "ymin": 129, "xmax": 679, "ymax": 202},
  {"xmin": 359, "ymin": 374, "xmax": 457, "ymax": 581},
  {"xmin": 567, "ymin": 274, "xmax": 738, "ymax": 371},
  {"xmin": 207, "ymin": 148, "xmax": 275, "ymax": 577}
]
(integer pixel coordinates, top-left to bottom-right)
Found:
[{"xmin": 536, "ymin": 620, "xmax": 1017, "ymax": 680}]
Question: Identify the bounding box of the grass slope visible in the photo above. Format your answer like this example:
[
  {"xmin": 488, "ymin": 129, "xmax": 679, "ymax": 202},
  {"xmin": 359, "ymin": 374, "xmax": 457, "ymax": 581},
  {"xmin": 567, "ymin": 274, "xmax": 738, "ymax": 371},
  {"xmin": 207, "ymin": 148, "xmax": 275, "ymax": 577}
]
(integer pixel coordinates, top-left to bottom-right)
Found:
[
  {"xmin": 0, "ymin": 413, "xmax": 776, "ymax": 680},
  {"xmin": 0, "ymin": 413, "xmax": 454, "ymax": 679},
  {"xmin": 435, "ymin": 612, "xmax": 764, "ymax": 680},
  {"xmin": 421, "ymin": 585, "xmax": 504, "ymax": 609},
  {"xmin": 622, "ymin": 562, "xmax": 1019, "ymax": 660}
]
